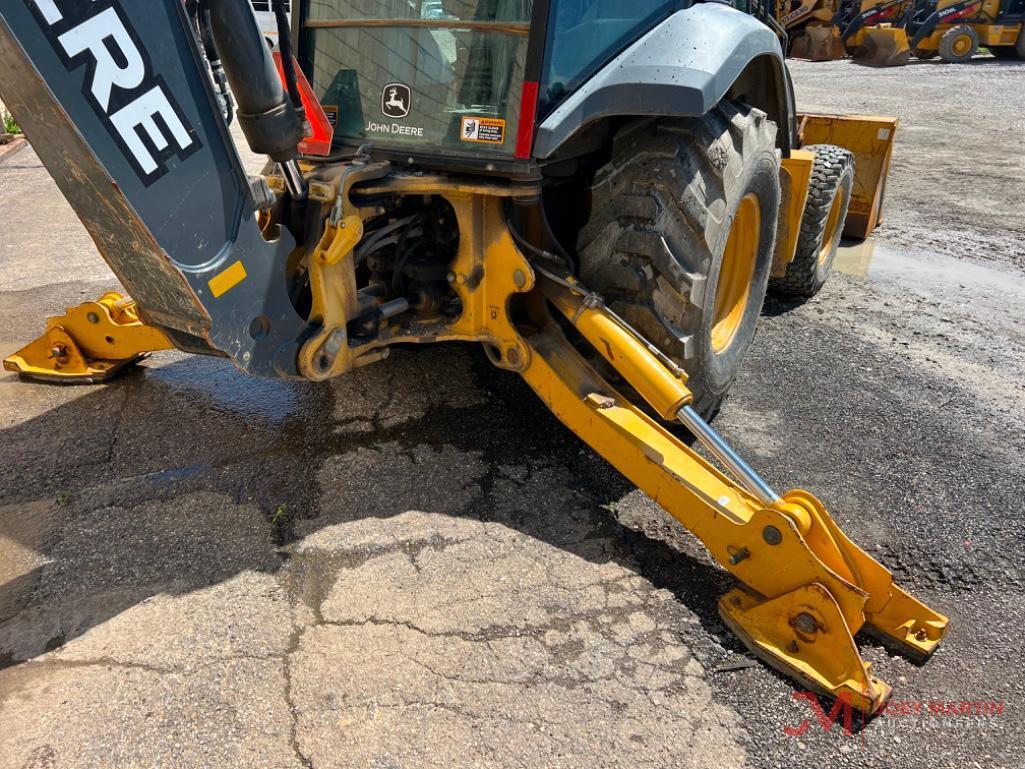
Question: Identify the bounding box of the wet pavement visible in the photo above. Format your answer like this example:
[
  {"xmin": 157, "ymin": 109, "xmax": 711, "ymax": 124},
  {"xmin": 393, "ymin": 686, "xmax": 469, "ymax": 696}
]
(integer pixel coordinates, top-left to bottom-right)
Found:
[{"xmin": 2, "ymin": 65, "xmax": 1024, "ymax": 768}]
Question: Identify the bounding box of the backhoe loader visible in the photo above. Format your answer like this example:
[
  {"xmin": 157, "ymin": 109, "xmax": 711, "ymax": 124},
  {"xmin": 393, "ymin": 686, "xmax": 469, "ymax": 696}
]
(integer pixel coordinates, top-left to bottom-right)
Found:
[
  {"xmin": 856, "ymin": 0, "xmax": 1025, "ymax": 64},
  {"xmin": 777, "ymin": 0, "xmax": 849, "ymax": 59},
  {"xmin": 0, "ymin": 0, "xmax": 944, "ymax": 714},
  {"xmin": 776, "ymin": 0, "xmax": 917, "ymax": 62}
]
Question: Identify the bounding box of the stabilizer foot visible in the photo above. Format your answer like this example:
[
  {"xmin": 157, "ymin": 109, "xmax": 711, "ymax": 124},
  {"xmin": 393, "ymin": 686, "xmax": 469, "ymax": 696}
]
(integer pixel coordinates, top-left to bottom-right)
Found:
[
  {"xmin": 865, "ymin": 584, "xmax": 948, "ymax": 663},
  {"xmin": 3, "ymin": 292, "xmax": 171, "ymax": 383},
  {"xmin": 719, "ymin": 583, "xmax": 892, "ymax": 715}
]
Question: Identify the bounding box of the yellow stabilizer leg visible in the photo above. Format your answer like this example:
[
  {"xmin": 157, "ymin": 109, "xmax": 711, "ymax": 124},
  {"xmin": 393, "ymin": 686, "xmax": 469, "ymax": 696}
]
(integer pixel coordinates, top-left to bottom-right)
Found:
[
  {"xmin": 3, "ymin": 292, "xmax": 172, "ymax": 383},
  {"xmin": 521, "ymin": 275, "xmax": 948, "ymax": 714}
]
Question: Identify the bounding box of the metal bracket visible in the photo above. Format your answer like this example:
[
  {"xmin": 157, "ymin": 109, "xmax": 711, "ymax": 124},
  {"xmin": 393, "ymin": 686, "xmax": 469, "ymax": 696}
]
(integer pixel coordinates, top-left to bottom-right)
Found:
[
  {"xmin": 519, "ymin": 276, "xmax": 948, "ymax": 714},
  {"xmin": 3, "ymin": 292, "xmax": 172, "ymax": 383}
]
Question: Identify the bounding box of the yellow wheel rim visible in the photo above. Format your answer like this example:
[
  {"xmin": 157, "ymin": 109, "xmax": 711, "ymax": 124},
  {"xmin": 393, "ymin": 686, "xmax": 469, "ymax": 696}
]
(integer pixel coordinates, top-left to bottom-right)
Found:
[
  {"xmin": 952, "ymin": 35, "xmax": 972, "ymax": 55},
  {"xmin": 818, "ymin": 186, "xmax": 849, "ymax": 266},
  {"xmin": 711, "ymin": 193, "xmax": 760, "ymax": 355}
]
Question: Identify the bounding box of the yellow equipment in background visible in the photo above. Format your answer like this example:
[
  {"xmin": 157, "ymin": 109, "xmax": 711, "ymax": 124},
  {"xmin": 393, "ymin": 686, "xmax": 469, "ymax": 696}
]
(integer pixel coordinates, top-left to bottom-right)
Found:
[
  {"xmin": 851, "ymin": 23, "xmax": 914, "ymax": 65},
  {"xmin": 778, "ymin": 0, "xmax": 912, "ymax": 60},
  {"xmin": 778, "ymin": 0, "xmax": 1024, "ymax": 64},
  {"xmin": 856, "ymin": 0, "xmax": 1025, "ymax": 65},
  {"xmin": 777, "ymin": 0, "xmax": 849, "ymax": 59}
]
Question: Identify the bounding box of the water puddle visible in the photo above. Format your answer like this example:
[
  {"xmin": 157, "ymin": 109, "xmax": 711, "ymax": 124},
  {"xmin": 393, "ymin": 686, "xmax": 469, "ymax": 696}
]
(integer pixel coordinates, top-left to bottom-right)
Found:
[
  {"xmin": 835, "ymin": 238, "xmax": 1025, "ymax": 303},
  {"xmin": 146, "ymin": 353, "xmax": 315, "ymax": 423}
]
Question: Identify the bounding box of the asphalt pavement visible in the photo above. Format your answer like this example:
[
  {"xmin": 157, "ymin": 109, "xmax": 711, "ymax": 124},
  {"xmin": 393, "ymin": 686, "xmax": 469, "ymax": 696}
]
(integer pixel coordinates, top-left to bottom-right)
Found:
[{"xmin": 1, "ymin": 59, "xmax": 1023, "ymax": 769}]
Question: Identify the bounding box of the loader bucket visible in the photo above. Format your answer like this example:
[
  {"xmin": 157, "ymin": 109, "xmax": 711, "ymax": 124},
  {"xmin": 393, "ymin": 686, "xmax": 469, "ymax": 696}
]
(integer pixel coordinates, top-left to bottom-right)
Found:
[
  {"xmin": 852, "ymin": 27, "xmax": 912, "ymax": 67},
  {"xmin": 793, "ymin": 25, "xmax": 848, "ymax": 61},
  {"xmin": 797, "ymin": 113, "xmax": 898, "ymax": 239}
]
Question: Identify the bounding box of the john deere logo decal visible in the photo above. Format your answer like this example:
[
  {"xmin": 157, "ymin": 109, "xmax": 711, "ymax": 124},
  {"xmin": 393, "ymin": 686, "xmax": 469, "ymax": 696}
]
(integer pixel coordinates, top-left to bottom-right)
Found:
[
  {"xmin": 381, "ymin": 83, "xmax": 410, "ymax": 119},
  {"xmin": 21, "ymin": 0, "xmax": 200, "ymax": 185}
]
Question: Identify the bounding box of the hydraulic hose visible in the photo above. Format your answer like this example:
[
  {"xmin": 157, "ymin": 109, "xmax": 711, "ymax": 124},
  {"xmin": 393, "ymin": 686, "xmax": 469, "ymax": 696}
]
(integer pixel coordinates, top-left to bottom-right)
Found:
[{"xmin": 204, "ymin": 0, "xmax": 302, "ymax": 163}]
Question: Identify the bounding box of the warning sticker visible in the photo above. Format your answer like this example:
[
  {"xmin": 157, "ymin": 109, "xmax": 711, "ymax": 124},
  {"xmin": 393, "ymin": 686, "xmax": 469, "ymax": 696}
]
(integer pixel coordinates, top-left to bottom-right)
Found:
[
  {"xmin": 460, "ymin": 116, "xmax": 506, "ymax": 144},
  {"xmin": 323, "ymin": 105, "xmax": 339, "ymax": 127}
]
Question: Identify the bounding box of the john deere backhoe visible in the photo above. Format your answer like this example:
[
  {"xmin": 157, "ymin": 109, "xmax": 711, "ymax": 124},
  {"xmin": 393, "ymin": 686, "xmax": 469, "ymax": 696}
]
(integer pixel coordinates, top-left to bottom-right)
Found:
[{"xmin": 0, "ymin": 0, "xmax": 945, "ymax": 713}]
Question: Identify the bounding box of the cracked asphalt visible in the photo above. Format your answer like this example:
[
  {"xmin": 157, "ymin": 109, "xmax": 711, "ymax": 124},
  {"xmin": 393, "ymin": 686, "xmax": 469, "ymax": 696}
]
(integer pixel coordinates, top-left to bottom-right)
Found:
[{"xmin": 1, "ymin": 60, "xmax": 1024, "ymax": 768}]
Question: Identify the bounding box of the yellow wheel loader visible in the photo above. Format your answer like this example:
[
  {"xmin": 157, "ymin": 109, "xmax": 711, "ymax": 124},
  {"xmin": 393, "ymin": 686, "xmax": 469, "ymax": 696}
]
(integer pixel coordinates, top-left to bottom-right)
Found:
[
  {"xmin": 0, "ymin": 0, "xmax": 944, "ymax": 714},
  {"xmin": 775, "ymin": 0, "xmax": 910, "ymax": 60},
  {"xmin": 856, "ymin": 0, "xmax": 1025, "ymax": 64},
  {"xmin": 776, "ymin": 0, "xmax": 849, "ymax": 60}
]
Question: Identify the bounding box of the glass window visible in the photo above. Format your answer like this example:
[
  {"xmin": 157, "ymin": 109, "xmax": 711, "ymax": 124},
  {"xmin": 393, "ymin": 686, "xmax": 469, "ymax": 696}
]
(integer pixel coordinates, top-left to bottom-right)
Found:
[
  {"xmin": 539, "ymin": 0, "xmax": 676, "ymax": 118},
  {"xmin": 306, "ymin": 0, "xmax": 532, "ymax": 158}
]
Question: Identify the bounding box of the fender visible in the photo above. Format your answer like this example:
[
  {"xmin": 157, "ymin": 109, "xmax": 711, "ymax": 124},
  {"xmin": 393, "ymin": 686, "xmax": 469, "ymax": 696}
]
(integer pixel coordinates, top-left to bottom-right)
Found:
[{"xmin": 533, "ymin": 4, "xmax": 795, "ymax": 160}]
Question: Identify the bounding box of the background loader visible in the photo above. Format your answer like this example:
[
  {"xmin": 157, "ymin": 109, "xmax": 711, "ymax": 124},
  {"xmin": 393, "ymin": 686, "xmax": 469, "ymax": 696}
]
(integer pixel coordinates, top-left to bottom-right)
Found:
[
  {"xmin": 775, "ymin": 0, "xmax": 910, "ymax": 60},
  {"xmin": 777, "ymin": 0, "xmax": 1024, "ymax": 63},
  {"xmin": 855, "ymin": 0, "xmax": 1025, "ymax": 64},
  {"xmin": 0, "ymin": 0, "xmax": 945, "ymax": 714}
]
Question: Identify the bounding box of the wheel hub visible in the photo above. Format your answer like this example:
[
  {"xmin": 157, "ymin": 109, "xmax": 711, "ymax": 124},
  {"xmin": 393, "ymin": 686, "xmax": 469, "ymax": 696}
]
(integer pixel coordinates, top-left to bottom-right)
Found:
[
  {"xmin": 818, "ymin": 186, "xmax": 849, "ymax": 266},
  {"xmin": 712, "ymin": 193, "xmax": 760, "ymax": 354}
]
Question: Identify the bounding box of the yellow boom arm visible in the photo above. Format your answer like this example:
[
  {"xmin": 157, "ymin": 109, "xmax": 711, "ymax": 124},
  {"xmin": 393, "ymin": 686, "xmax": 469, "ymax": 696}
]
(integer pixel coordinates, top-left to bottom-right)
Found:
[{"xmin": 519, "ymin": 275, "xmax": 946, "ymax": 714}]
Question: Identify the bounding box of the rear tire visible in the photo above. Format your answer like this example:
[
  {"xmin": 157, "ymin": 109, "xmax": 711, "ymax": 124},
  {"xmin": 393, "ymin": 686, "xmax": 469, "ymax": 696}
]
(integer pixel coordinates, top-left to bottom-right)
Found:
[
  {"xmin": 938, "ymin": 25, "xmax": 979, "ymax": 63},
  {"xmin": 769, "ymin": 144, "xmax": 855, "ymax": 298},
  {"xmin": 576, "ymin": 102, "xmax": 780, "ymax": 417}
]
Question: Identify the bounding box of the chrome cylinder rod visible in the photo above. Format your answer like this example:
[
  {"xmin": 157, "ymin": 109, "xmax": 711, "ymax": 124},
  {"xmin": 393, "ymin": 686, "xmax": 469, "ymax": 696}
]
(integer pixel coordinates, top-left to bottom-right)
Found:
[
  {"xmin": 379, "ymin": 297, "xmax": 411, "ymax": 319},
  {"xmin": 677, "ymin": 405, "xmax": 780, "ymax": 506},
  {"xmin": 280, "ymin": 158, "xmax": 308, "ymax": 200}
]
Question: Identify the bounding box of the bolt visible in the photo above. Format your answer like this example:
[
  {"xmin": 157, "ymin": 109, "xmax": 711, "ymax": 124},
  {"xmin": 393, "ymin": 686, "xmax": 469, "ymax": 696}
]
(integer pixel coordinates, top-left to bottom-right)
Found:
[
  {"xmin": 729, "ymin": 546, "xmax": 751, "ymax": 566},
  {"xmin": 505, "ymin": 347, "xmax": 521, "ymax": 367},
  {"xmin": 730, "ymin": 595, "xmax": 741, "ymax": 607},
  {"xmin": 86, "ymin": 312, "xmax": 100, "ymax": 324},
  {"xmin": 915, "ymin": 628, "xmax": 928, "ymax": 641},
  {"xmin": 794, "ymin": 612, "xmax": 817, "ymax": 634},
  {"xmin": 49, "ymin": 343, "xmax": 68, "ymax": 363},
  {"xmin": 512, "ymin": 269, "xmax": 526, "ymax": 288},
  {"xmin": 762, "ymin": 525, "xmax": 782, "ymax": 545},
  {"xmin": 447, "ymin": 272, "xmax": 456, "ymax": 283}
]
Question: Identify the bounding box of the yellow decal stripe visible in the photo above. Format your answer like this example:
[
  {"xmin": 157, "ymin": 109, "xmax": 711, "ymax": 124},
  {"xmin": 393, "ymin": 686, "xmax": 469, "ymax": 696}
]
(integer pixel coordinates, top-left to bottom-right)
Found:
[{"xmin": 208, "ymin": 261, "xmax": 247, "ymax": 298}]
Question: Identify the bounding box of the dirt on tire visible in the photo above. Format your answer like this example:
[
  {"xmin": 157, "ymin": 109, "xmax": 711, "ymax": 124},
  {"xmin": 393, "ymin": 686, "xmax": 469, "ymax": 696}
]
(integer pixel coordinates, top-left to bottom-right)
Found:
[
  {"xmin": 770, "ymin": 143, "xmax": 855, "ymax": 297},
  {"xmin": 576, "ymin": 103, "xmax": 780, "ymax": 416}
]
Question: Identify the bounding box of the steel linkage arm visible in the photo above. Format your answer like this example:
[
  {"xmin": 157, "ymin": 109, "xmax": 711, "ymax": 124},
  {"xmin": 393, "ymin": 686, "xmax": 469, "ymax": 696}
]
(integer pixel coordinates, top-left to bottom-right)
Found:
[{"xmin": 516, "ymin": 274, "xmax": 948, "ymax": 714}]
